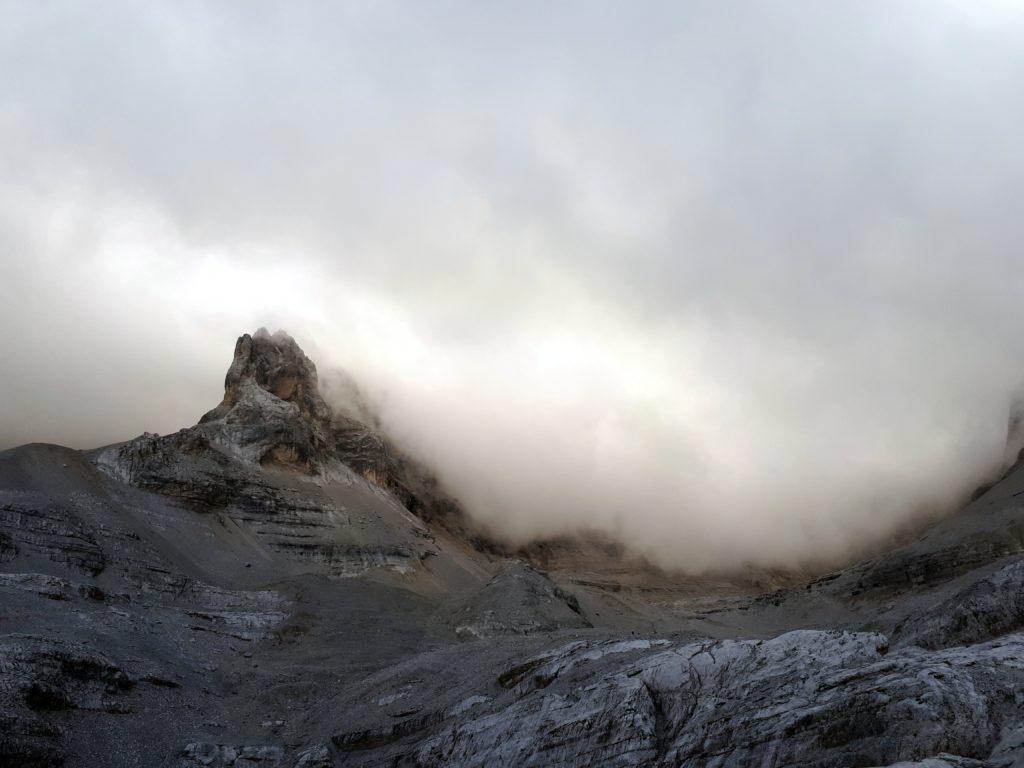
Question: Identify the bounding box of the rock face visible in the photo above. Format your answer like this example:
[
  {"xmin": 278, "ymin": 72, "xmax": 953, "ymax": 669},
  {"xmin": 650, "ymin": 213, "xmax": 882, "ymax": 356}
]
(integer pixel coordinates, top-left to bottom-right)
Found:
[
  {"xmin": 0, "ymin": 635, "xmax": 139, "ymax": 767},
  {"xmin": 329, "ymin": 630, "xmax": 1024, "ymax": 768},
  {"xmin": 448, "ymin": 564, "xmax": 592, "ymax": 638},
  {"xmin": 199, "ymin": 329, "xmax": 335, "ymax": 470},
  {"xmin": 7, "ymin": 328, "xmax": 1024, "ymax": 767},
  {"xmin": 892, "ymin": 559, "xmax": 1024, "ymax": 650}
]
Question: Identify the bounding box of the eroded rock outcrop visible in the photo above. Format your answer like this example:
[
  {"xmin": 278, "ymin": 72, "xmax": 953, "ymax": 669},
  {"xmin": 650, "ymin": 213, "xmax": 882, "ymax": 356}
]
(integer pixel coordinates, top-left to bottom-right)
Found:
[
  {"xmin": 92, "ymin": 333, "xmax": 443, "ymax": 581},
  {"xmin": 0, "ymin": 635, "xmax": 139, "ymax": 767},
  {"xmin": 97, "ymin": 329, "xmax": 473, "ymax": 551},
  {"xmin": 449, "ymin": 564, "xmax": 591, "ymax": 638},
  {"xmin": 331, "ymin": 630, "xmax": 1024, "ymax": 768},
  {"xmin": 199, "ymin": 329, "xmax": 335, "ymax": 471},
  {"xmin": 893, "ymin": 559, "xmax": 1024, "ymax": 650}
]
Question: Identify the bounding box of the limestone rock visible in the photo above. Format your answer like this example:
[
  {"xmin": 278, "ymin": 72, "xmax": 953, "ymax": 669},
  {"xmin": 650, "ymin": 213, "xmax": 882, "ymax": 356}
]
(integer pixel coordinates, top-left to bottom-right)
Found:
[
  {"xmin": 197, "ymin": 329, "xmax": 334, "ymax": 471},
  {"xmin": 333, "ymin": 631, "xmax": 1024, "ymax": 767},
  {"xmin": 893, "ymin": 559, "xmax": 1024, "ymax": 650},
  {"xmin": 449, "ymin": 563, "xmax": 592, "ymax": 638}
]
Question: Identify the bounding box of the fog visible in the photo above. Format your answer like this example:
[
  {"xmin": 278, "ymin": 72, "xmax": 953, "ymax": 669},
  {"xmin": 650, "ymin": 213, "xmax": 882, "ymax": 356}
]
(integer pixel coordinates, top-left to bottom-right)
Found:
[{"xmin": 3, "ymin": 1, "xmax": 1024, "ymax": 571}]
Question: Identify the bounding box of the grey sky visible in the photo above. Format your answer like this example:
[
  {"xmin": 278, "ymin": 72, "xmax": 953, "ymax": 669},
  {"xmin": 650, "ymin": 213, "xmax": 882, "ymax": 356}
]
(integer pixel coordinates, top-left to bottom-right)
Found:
[{"xmin": 3, "ymin": 0, "xmax": 1024, "ymax": 571}]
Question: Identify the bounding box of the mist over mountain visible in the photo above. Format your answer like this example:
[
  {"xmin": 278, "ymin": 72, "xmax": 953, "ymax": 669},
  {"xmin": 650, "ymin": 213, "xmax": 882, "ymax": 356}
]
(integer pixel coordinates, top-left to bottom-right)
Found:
[
  {"xmin": 5, "ymin": 1, "xmax": 1024, "ymax": 571},
  {"xmin": 7, "ymin": 6, "xmax": 1024, "ymax": 763},
  {"xmin": 5, "ymin": 328, "xmax": 1024, "ymax": 767}
]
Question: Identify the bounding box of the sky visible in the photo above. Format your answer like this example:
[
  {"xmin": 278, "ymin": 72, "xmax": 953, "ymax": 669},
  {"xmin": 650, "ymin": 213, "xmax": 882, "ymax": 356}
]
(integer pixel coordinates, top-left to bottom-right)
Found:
[{"xmin": 3, "ymin": 0, "xmax": 1024, "ymax": 572}]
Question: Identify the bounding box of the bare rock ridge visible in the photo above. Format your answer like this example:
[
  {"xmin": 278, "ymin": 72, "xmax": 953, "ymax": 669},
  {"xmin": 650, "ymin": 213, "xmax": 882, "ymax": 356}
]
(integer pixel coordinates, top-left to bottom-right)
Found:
[
  {"xmin": 191, "ymin": 329, "xmax": 476, "ymax": 542},
  {"xmin": 6, "ymin": 329, "xmax": 1024, "ymax": 766},
  {"xmin": 98, "ymin": 328, "xmax": 473, "ymax": 548}
]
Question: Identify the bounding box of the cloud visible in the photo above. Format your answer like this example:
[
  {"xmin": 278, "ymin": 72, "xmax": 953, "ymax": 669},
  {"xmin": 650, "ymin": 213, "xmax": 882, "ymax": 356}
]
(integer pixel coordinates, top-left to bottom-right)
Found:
[{"xmin": 2, "ymin": 0, "xmax": 1024, "ymax": 571}]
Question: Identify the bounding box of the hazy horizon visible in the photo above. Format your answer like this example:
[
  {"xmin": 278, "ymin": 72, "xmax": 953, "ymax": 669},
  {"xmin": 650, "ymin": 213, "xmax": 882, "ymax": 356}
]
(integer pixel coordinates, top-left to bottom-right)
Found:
[{"xmin": 4, "ymin": 0, "xmax": 1024, "ymax": 571}]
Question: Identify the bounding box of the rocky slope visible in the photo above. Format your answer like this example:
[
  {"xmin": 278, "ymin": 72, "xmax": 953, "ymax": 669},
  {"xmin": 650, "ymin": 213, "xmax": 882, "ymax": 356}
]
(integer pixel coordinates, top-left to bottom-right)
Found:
[{"xmin": 4, "ymin": 329, "xmax": 1024, "ymax": 767}]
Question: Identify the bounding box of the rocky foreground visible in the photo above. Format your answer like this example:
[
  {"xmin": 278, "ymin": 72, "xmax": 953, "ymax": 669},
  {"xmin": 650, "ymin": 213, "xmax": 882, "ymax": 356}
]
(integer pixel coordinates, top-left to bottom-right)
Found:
[{"xmin": 4, "ymin": 329, "xmax": 1024, "ymax": 767}]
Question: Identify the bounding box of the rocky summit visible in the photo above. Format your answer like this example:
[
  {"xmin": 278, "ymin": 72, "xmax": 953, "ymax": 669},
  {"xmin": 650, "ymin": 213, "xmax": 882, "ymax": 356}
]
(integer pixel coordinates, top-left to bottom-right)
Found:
[{"xmin": 5, "ymin": 330, "xmax": 1024, "ymax": 767}]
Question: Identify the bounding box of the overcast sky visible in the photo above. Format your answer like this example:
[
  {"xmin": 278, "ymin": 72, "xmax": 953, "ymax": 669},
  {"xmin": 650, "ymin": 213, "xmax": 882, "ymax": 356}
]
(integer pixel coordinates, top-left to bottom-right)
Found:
[{"xmin": 3, "ymin": 0, "xmax": 1024, "ymax": 571}]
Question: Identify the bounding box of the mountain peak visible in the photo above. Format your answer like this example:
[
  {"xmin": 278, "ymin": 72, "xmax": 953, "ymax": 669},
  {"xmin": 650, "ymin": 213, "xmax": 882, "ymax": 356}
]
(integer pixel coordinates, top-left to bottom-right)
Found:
[
  {"xmin": 198, "ymin": 329, "xmax": 333, "ymax": 470},
  {"xmin": 219, "ymin": 329, "xmax": 331, "ymax": 423}
]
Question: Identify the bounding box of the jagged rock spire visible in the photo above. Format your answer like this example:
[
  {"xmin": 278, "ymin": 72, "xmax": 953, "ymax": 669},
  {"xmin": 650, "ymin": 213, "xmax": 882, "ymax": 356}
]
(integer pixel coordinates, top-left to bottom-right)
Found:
[
  {"xmin": 209, "ymin": 328, "xmax": 332, "ymax": 425},
  {"xmin": 198, "ymin": 329, "xmax": 334, "ymax": 470}
]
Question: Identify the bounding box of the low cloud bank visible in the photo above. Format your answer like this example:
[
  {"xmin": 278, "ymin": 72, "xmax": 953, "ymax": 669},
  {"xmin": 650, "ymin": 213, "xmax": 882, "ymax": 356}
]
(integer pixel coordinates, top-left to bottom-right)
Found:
[{"xmin": 3, "ymin": 1, "xmax": 1024, "ymax": 571}]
